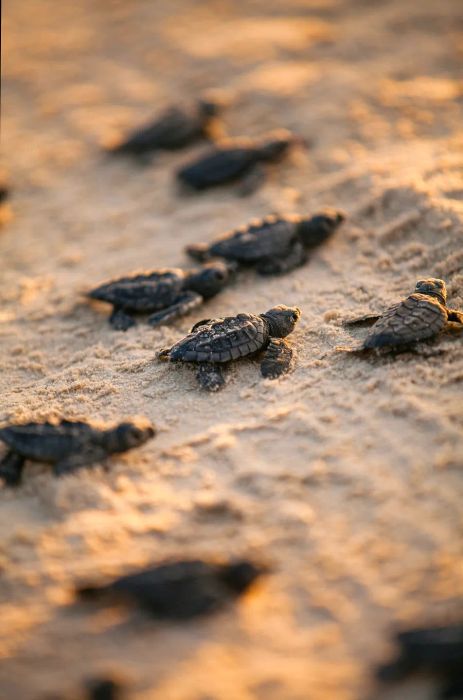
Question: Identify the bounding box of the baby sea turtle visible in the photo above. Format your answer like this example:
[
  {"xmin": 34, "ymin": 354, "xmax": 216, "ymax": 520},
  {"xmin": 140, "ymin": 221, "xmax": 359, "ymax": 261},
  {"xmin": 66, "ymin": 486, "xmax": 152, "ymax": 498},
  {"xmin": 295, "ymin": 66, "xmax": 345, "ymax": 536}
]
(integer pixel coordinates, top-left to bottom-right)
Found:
[
  {"xmin": 85, "ymin": 677, "xmax": 125, "ymax": 700},
  {"xmin": 88, "ymin": 261, "xmax": 234, "ymax": 331},
  {"xmin": 186, "ymin": 210, "xmax": 345, "ymax": 275},
  {"xmin": 159, "ymin": 305, "xmax": 301, "ymax": 391},
  {"xmin": 343, "ymin": 278, "xmax": 463, "ymax": 351},
  {"xmin": 77, "ymin": 559, "xmax": 266, "ymax": 620},
  {"xmin": 377, "ymin": 622, "xmax": 463, "ymax": 699},
  {"xmin": 0, "ymin": 186, "xmax": 9, "ymax": 204},
  {"xmin": 0, "ymin": 419, "xmax": 155, "ymax": 486},
  {"xmin": 106, "ymin": 99, "xmax": 222, "ymax": 158},
  {"xmin": 176, "ymin": 129, "xmax": 305, "ymax": 193}
]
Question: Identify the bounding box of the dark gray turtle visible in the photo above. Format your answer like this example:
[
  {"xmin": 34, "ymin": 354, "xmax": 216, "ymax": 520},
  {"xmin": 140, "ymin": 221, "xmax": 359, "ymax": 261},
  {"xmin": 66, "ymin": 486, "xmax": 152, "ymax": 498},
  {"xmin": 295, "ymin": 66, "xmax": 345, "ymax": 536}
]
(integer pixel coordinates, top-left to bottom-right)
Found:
[
  {"xmin": 0, "ymin": 419, "xmax": 155, "ymax": 486},
  {"xmin": 176, "ymin": 129, "xmax": 305, "ymax": 194},
  {"xmin": 377, "ymin": 622, "xmax": 463, "ymax": 699},
  {"xmin": 106, "ymin": 99, "xmax": 222, "ymax": 158},
  {"xmin": 85, "ymin": 677, "xmax": 125, "ymax": 700},
  {"xmin": 187, "ymin": 209, "xmax": 345, "ymax": 275},
  {"xmin": 77, "ymin": 559, "xmax": 266, "ymax": 620},
  {"xmin": 343, "ymin": 278, "xmax": 463, "ymax": 351},
  {"xmin": 159, "ymin": 305, "xmax": 301, "ymax": 391},
  {"xmin": 0, "ymin": 186, "xmax": 9, "ymax": 204},
  {"xmin": 88, "ymin": 261, "xmax": 234, "ymax": 331}
]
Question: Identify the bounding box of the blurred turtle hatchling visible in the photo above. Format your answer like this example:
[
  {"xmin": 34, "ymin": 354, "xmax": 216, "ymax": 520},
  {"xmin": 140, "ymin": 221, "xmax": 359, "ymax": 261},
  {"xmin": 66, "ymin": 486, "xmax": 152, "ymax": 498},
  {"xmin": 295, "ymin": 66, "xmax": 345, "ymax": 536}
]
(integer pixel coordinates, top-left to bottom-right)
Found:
[
  {"xmin": 376, "ymin": 621, "xmax": 463, "ymax": 699},
  {"xmin": 176, "ymin": 129, "xmax": 306, "ymax": 194},
  {"xmin": 187, "ymin": 209, "xmax": 345, "ymax": 275},
  {"xmin": 105, "ymin": 98, "xmax": 223, "ymax": 159},
  {"xmin": 77, "ymin": 558, "xmax": 266, "ymax": 620}
]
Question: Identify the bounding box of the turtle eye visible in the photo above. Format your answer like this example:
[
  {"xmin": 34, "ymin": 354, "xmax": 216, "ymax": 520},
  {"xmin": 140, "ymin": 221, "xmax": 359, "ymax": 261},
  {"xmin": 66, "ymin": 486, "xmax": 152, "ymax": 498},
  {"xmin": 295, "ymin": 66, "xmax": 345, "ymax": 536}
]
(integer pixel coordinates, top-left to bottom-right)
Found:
[{"xmin": 215, "ymin": 271, "xmax": 225, "ymax": 280}]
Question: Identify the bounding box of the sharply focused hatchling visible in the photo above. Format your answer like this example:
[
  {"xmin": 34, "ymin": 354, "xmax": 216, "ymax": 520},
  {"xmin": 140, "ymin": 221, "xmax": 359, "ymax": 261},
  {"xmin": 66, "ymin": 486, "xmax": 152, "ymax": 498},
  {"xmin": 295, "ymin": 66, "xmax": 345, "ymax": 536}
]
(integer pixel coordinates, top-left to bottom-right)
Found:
[
  {"xmin": 186, "ymin": 210, "xmax": 345, "ymax": 275},
  {"xmin": 343, "ymin": 278, "xmax": 463, "ymax": 350},
  {"xmin": 158, "ymin": 305, "xmax": 301, "ymax": 391},
  {"xmin": 88, "ymin": 262, "xmax": 234, "ymax": 330},
  {"xmin": 106, "ymin": 99, "xmax": 222, "ymax": 158},
  {"xmin": 0, "ymin": 419, "xmax": 155, "ymax": 486},
  {"xmin": 176, "ymin": 129, "xmax": 305, "ymax": 194}
]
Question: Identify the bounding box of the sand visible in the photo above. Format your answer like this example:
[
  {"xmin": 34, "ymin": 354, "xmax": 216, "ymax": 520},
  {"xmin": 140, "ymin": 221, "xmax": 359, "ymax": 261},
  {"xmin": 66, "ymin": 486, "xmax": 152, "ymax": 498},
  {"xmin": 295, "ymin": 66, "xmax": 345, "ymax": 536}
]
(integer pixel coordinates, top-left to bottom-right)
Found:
[{"xmin": 1, "ymin": 0, "xmax": 463, "ymax": 698}]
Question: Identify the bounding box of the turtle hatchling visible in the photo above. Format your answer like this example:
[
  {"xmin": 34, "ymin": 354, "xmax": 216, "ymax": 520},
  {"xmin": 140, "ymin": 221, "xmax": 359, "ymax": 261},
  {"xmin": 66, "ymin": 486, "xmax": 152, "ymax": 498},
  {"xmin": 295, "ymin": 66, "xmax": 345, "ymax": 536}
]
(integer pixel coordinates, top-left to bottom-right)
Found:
[
  {"xmin": 343, "ymin": 278, "xmax": 463, "ymax": 351},
  {"xmin": 106, "ymin": 98, "xmax": 222, "ymax": 158},
  {"xmin": 159, "ymin": 305, "xmax": 301, "ymax": 391},
  {"xmin": 187, "ymin": 210, "xmax": 345, "ymax": 275},
  {"xmin": 376, "ymin": 621, "xmax": 463, "ymax": 699},
  {"xmin": 176, "ymin": 129, "xmax": 305, "ymax": 193},
  {"xmin": 77, "ymin": 558, "xmax": 266, "ymax": 620},
  {"xmin": 0, "ymin": 419, "xmax": 155, "ymax": 486},
  {"xmin": 88, "ymin": 261, "xmax": 234, "ymax": 331}
]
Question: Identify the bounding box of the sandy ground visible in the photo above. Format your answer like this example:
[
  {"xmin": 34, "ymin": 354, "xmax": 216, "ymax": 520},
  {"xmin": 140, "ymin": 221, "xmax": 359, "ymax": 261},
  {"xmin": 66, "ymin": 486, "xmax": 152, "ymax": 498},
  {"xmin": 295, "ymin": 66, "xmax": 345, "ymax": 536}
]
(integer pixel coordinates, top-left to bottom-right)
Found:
[{"xmin": 1, "ymin": 0, "xmax": 463, "ymax": 698}]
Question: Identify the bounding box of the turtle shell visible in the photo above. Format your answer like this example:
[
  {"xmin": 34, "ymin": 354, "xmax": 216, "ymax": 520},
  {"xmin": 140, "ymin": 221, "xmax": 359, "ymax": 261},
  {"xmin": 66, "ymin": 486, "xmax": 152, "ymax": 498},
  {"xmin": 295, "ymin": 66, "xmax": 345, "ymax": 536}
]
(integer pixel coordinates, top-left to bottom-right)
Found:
[
  {"xmin": 169, "ymin": 313, "xmax": 269, "ymax": 363},
  {"xmin": 109, "ymin": 560, "xmax": 227, "ymax": 618},
  {"xmin": 208, "ymin": 216, "xmax": 299, "ymax": 262},
  {"xmin": 0, "ymin": 420, "xmax": 95, "ymax": 462},
  {"xmin": 364, "ymin": 293, "xmax": 447, "ymax": 348},
  {"xmin": 177, "ymin": 146, "xmax": 259, "ymax": 189},
  {"xmin": 88, "ymin": 269, "xmax": 185, "ymax": 312}
]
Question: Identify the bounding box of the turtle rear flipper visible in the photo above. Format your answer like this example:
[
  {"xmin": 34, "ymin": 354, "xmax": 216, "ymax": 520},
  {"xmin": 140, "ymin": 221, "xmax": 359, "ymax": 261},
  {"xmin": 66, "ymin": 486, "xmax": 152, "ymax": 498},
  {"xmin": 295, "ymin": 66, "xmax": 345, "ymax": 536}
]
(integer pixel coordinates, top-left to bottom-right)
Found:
[
  {"xmin": 196, "ymin": 363, "xmax": 226, "ymax": 392},
  {"xmin": 256, "ymin": 241, "xmax": 307, "ymax": 276},
  {"xmin": 342, "ymin": 313, "xmax": 382, "ymax": 328},
  {"xmin": 0, "ymin": 451, "xmax": 25, "ymax": 487},
  {"xmin": 260, "ymin": 339, "xmax": 293, "ymax": 379},
  {"xmin": 147, "ymin": 291, "xmax": 203, "ymax": 328}
]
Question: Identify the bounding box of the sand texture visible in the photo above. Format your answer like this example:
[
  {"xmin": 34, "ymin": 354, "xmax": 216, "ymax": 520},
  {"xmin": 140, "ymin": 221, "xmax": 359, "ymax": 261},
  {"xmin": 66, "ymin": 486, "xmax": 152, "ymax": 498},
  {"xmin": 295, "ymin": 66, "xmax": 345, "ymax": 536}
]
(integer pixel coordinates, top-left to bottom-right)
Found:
[{"xmin": 1, "ymin": 0, "xmax": 463, "ymax": 698}]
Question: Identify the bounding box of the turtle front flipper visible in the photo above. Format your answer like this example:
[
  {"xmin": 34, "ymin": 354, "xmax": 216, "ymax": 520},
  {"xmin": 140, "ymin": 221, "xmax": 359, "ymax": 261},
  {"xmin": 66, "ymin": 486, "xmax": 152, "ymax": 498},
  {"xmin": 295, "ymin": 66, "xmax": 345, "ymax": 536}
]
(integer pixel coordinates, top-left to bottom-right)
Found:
[
  {"xmin": 260, "ymin": 339, "xmax": 293, "ymax": 379},
  {"xmin": 256, "ymin": 241, "xmax": 307, "ymax": 276},
  {"xmin": 109, "ymin": 308, "xmax": 136, "ymax": 331},
  {"xmin": 342, "ymin": 313, "xmax": 382, "ymax": 328},
  {"xmin": 196, "ymin": 363, "xmax": 226, "ymax": 392},
  {"xmin": 0, "ymin": 451, "xmax": 25, "ymax": 487},
  {"xmin": 53, "ymin": 448, "xmax": 107, "ymax": 477},
  {"xmin": 147, "ymin": 291, "xmax": 203, "ymax": 328},
  {"xmin": 157, "ymin": 347, "xmax": 172, "ymax": 361}
]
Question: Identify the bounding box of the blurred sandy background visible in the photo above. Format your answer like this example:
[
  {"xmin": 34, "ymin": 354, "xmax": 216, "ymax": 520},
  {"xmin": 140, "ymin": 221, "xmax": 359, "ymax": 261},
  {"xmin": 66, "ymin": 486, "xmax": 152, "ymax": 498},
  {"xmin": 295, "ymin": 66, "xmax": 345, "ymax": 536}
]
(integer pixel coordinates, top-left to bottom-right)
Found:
[{"xmin": 1, "ymin": 0, "xmax": 463, "ymax": 698}]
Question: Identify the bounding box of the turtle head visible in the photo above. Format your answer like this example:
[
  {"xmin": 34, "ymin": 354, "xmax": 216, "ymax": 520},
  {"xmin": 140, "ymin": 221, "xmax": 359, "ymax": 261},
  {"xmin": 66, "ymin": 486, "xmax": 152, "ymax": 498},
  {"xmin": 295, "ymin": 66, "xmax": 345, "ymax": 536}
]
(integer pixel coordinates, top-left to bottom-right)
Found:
[
  {"xmin": 257, "ymin": 129, "xmax": 305, "ymax": 162},
  {"xmin": 106, "ymin": 420, "xmax": 155, "ymax": 453},
  {"xmin": 297, "ymin": 209, "xmax": 345, "ymax": 248},
  {"xmin": 187, "ymin": 262, "xmax": 235, "ymax": 299},
  {"xmin": 218, "ymin": 560, "xmax": 268, "ymax": 594},
  {"xmin": 261, "ymin": 305, "xmax": 301, "ymax": 338},
  {"xmin": 415, "ymin": 278, "xmax": 446, "ymax": 305}
]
